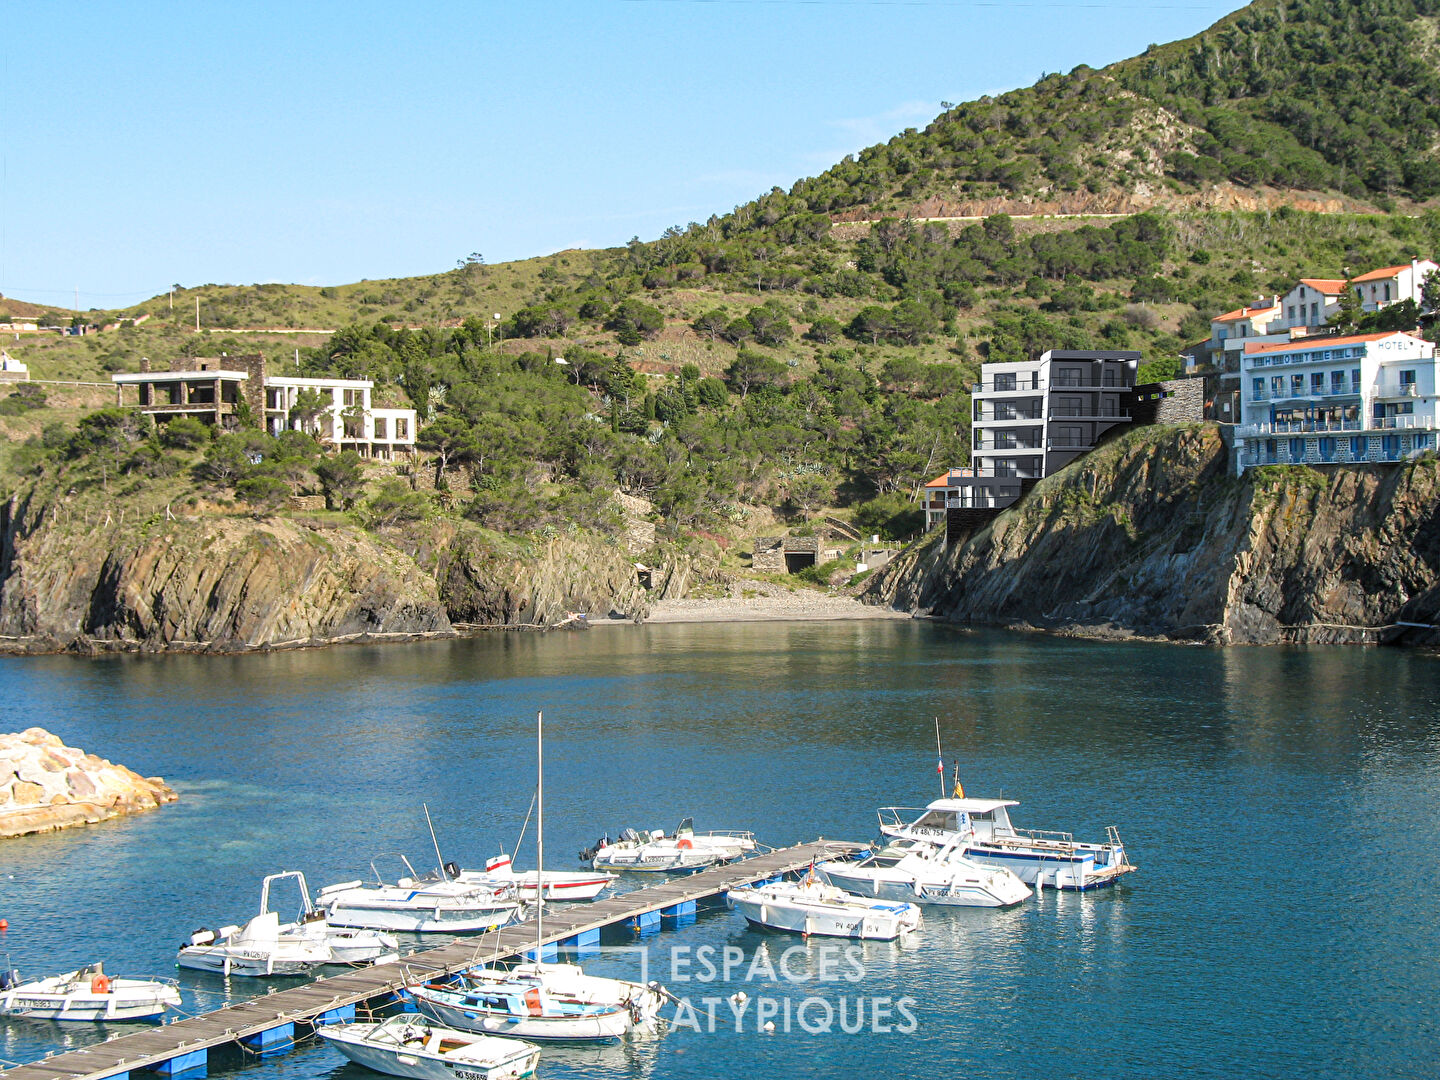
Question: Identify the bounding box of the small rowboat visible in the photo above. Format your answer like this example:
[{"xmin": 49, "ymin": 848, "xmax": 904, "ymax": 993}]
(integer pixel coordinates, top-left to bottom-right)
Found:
[
  {"xmin": 318, "ymin": 1014, "xmax": 539, "ymax": 1080},
  {"xmin": 728, "ymin": 877, "xmax": 922, "ymax": 941},
  {"xmin": 0, "ymin": 964, "xmax": 181, "ymax": 1021}
]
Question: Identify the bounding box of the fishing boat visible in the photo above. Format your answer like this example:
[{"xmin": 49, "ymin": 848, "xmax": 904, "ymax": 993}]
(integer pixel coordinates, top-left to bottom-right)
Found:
[
  {"xmin": 816, "ymin": 836, "xmax": 1032, "ymax": 908},
  {"xmin": 727, "ymin": 875, "xmax": 922, "ymax": 941},
  {"xmin": 317, "ymin": 1014, "xmax": 540, "ymax": 1080},
  {"xmin": 878, "ymin": 796, "xmax": 1136, "ymax": 891},
  {"xmin": 178, "ymin": 871, "xmax": 398, "ymax": 976},
  {"xmin": 410, "ymin": 963, "xmax": 667, "ymax": 1043},
  {"xmin": 317, "ymin": 855, "xmax": 526, "ymax": 934},
  {"xmin": 0, "ymin": 964, "xmax": 180, "ymax": 1021},
  {"xmin": 582, "ymin": 818, "xmax": 756, "ymax": 874},
  {"xmin": 410, "ymin": 711, "xmax": 669, "ymax": 1042},
  {"xmin": 453, "ymin": 853, "xmax": 614, "ymax": 902}
]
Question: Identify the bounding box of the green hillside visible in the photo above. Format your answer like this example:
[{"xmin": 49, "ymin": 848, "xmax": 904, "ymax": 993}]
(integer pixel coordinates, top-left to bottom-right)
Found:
[{"xmin": 7, "ymin": 0, "xmax": 1440, "ymax": 558}]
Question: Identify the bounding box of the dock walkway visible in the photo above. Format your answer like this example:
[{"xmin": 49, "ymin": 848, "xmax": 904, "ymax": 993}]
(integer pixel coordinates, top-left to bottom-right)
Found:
[{"xmin": 1, "ymin": 840, "xmax": 864, "ymax": 1080}]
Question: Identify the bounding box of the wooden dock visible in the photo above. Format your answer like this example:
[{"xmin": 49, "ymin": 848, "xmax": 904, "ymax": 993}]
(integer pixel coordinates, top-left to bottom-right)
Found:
[{"xmin": 0, "ymin": 840, "xmax": 864, "ymax": 1080}]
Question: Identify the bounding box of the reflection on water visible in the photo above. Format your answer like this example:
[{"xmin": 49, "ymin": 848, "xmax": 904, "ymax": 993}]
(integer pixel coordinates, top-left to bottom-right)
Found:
[{"xmin": 0, "ymin": 624, "xmax": 1437, "ymax": 1079}]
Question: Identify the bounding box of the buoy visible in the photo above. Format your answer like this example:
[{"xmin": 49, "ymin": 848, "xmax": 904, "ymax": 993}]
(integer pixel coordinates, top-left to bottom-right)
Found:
[
  {"xmin": 763, "ymin": 1020, "xmax": 776, "ymax": 1033},
  {"xmin": 0, "ymin": 918, "xmax": 9, "ymax": 930}
]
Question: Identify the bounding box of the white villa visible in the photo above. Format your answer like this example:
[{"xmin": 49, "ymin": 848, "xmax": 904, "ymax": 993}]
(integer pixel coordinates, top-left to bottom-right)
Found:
[
  {"xmin": 112, "ymin": 355, "xmax": 416, "ymax": 458},
  {"xmin": 1234, "ymin": 330, "xmax": 1438, "ymax": 473},
  {"xmin": 264, "ymin": 375, "xmax": 414, "ymax": 455},
  {"xmin": 1276, "ymin": 278, "xmax": 1348, "ymax": 332},
  {"xmin": 1350, "ymin": 259, "xmax": 1438, "ymax": 314}
]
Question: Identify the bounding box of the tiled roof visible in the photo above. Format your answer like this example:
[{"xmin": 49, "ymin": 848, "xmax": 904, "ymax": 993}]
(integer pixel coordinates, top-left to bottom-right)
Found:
[
  {"xmin": 924, "ymin": 469, "xmax": 975, "ymax": 488},
  {"xmin": 1213, "ymin": 303, "xmax": 1280, "ymax": 322},
  {"xmin": 1242, "ymin": 330, "xmax": 1428, "ymax": 355},
  {"xmin": 1350, "ymin": 264, "xmax": 1412, "ymax": 283},
  {"xmin": 1296, "ymin": 278, "xmax": 1347, "ymax": 294}
]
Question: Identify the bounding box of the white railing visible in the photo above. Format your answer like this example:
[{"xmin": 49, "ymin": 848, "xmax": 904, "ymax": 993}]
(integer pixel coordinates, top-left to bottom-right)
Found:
[
  {"xmin": 1252, "ymin": 383, "xmax": 1360, "ymax": 401},
  {"xmin": 1239, "ymin": 415, "xmax": 1439, "ymax": 437}
]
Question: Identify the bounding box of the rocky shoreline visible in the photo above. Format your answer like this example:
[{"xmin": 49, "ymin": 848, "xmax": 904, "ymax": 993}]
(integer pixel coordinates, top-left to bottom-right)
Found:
[{"xmin": 0, "ymin": 728, "xmax": 177, "ymax": 839}]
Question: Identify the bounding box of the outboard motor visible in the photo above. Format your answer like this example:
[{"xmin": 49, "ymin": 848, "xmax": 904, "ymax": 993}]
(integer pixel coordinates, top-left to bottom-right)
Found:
[
  {"xmin": 0, "ymin": 969, "xmax": 18, "ymax": 991},
  {"xmin": 443, "ymin": 861, "xmax": 460, "ymax": 881}
]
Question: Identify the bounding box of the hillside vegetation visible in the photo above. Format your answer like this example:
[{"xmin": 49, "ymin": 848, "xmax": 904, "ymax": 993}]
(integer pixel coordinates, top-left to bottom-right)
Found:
[{"xmin": 5, "ymin": 0, "xmax": 1440, "ymax": 563}]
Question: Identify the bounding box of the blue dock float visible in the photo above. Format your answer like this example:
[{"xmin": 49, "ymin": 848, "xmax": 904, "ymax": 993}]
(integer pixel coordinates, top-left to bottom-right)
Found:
[
  {"xmin": 239, "ymin": 1024, "xmax": 293, "ymax": 1056},
  {"xmin": 0, "ymin": 839, "xmax": 865, "ymax": 1080},
  {"xmin": 147, "ymin": 1049, "xmax": 206, "ymax": 1078}
]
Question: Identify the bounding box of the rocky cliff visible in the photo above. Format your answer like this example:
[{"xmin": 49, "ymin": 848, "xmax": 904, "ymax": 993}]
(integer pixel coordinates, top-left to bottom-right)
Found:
[
  {"xmin": 1, "ymin": 727, "xmax": 176, "ymax": 839},
  {"xmin": 869, "ymin": 424, "xmax": 1440, "ymax": 646},
  {"xmin": 0, "ymin": 487, "xmax": 718, "ymax": 653}
]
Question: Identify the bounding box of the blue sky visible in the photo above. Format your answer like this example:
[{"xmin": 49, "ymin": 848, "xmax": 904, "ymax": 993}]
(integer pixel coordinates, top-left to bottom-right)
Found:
[{"xmin": 4, "ymin": 0, "xmax": 1241, "ymax": 309}]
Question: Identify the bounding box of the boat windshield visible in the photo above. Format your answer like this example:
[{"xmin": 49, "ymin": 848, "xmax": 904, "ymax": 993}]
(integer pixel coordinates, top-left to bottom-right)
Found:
[
  {"xmin": 862, "ymin": 841, "xmax": 919, "ymax": 868},
  {"xmin": 675, "ymin": 817, "xmax": 694, "ymax": 836}
]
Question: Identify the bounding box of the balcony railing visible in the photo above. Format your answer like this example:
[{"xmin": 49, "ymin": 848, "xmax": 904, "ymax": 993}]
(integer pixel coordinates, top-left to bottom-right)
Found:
[
  {"xmin": 943, "ymin": 495, "xmax": 1016, "ymax": 509},
  {"xmin": 1374, "ymin": 383, "xmax": 1421, "ymax": 399},
  {"xmin": 973, "ymin": 381, "xmax": 1044, "ymax": 393},
  {"xmin": 1252, "ymin": 383, "xmax": 1360, "ymax": 401},
  {"xmin": 1243, "ymin": 444, "xmax": 1433, "ymax": 468},
  {"xmin": 973, "ymin": 441, "xmax": 1043, "ymax": 452},
  {"xmin": 1049, "ymin": 407, "xmax": 1131, "ymax": 418},
  {"xmin": 1048, "ymin": 439, "xmax": 1094, "ymax": 449},
  {"xmin": 1238, "ymin": 415, "xmax": 1439, "ymax": 437}
]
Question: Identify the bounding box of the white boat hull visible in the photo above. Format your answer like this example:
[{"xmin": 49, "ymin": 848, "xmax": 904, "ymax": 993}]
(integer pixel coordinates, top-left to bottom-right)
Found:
[
  {"xmin": 414, "ymin": 996, "xmax": 632, "ymax": 1043},
  {"xmin": 729, "ymin": 887, "xmax": 920, "ymax": 941},
  {"xmin": 323, "ymin": 903, "xmax": 524, "ymax": 934},
  {"xmin": 0, "ymin": 979, "xmax": 180, "ymax": 1022},
  {"xmin": 962, "ymin": 846, "xmax": 1133, "ymax": 891},
  {"xmin": 319, "ymin": 1019, "xmax": 539, "ymax": 1080},
  {"xmin": 458, "ymin": 865, "xmax": 612, "ymax": 902},
  {"xmin": 176, "ymin": 949, "xmax": 320, "ymax": 977},
  {"xmin": 819, "ymin": 864, "xmax": 1030, "ymax": 909}
]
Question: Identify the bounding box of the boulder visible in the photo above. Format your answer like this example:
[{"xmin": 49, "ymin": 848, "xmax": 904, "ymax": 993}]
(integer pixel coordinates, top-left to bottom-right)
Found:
[{"xmin": 0, "ymin": 728, "xmax": 176, "ymax": 839}]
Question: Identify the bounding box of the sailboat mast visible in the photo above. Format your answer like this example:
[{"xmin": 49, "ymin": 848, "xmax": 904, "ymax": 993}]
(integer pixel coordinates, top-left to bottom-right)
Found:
[
  {"xmin": 934, "ymin": 716, "xmax": 945, "ymax": 799},
  {"xmin": 536, "ymin": 710, "xmax": 544, "ymax": 954},
  {"xmin": 424, "ymin": 803, "xmax": 446, "ymax": 877}
]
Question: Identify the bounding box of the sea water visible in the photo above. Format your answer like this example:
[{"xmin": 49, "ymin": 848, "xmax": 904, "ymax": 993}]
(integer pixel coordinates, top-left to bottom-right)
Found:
[{"xmin": 0, "ymin": 622, "xmax": 1437, "ymax": 1079}]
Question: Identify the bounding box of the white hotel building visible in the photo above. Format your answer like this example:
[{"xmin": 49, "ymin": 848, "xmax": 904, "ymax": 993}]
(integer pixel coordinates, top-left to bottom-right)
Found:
[{"xmin": 1234, "ymin": 330, "xmax": 1439, "ymax": 473}]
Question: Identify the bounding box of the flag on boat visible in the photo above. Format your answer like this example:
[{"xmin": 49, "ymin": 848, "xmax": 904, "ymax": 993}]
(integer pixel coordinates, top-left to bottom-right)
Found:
[{"xmin": 937, "ymin": 757, "xmax": 944, "ymax": 775}]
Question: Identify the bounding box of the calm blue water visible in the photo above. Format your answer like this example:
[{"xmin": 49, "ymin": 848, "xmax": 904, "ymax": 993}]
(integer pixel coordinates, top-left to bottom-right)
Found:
[{"xmin": 1, "ymin": 623, "xmax": 1438, "ymax": 1080}]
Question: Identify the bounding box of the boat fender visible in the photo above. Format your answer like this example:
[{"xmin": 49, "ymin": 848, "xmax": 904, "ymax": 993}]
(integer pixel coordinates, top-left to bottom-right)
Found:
[{"xmin": 90, "ymin": 974, "xmax": 111, "ymax": 995}]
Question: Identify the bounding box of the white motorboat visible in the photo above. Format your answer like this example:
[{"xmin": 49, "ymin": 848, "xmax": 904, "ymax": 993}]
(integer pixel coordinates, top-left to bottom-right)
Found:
[
  {"xmin": 179, "ymin": 871, "xmax": 399, "ymax": 976},
  {"xmin": 817, "ymin": 836, "xmax": 1032, "ymax": 908},
  {"xmin": 410, "ymin": 711, "xmax": 669, "ymax": 1042},
  {"xmin": 454, "ymin": 853, "xmax": 614, "ymax": 902},
  {"xmin": 583, "ymin": 818, "xmax": 756, "ymax": 874},
  {"xmin": 410, "ymin": 962, "xmax": 667, "ymax": 1043},
  {"xmin": 0, "ymin": 964, "xmax": 180, "ymax": 1021},
  {"xmin": 878, "ymin": 796, "xmax": 1136, "ymax": 891},
  {"xmin": 317, "ymin": 855, "xmax": 526, "ymax": 934},
  {"xmin": 727, "ymin": 876, "xmax": 921, "ymax": 941},
  {"xmin": 317, "ymin": 1014, "xmax": 539, "ymax": 1080}
]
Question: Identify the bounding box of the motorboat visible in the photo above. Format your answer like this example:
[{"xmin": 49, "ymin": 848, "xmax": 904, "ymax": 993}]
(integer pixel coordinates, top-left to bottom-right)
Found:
[
  {"xmin": 178, "ymin": 871, "xmax": 399, "ymax": 976},
  {"xmin": 582, "ymin": 818, "xmax": 756, "ymax": 873},
  {"xmin": 410, "ymin": 962, "xmax": 667, "ymax": 1043},
  {"xmin": 727, "ymin": 875, "xmax": 921, "ymax": 941},
  {"xmin": 817, "ymin": 836, "xmax": 1032, "ymax": 908},
  {"xmin": 0, "ymin": 964, "xmax": 180, "ymax": 1021},
  {"xmin": 878, "ymin": 796, "xmax": 1136, "ymax": 891},
  {"xmin": 317, "ymin": 1014, "xmax": 540, "ymax": 1080},
  {"xmin": 409, "ymin": 711, "xmax": 669, "ymax": 1042},
  {"xmin": 453, "ymin": 853, "xmax": 614, "ymax": 902},
  {"xmin": 317, "ymin": 855, "xmax": 526, "ymax": 934}
]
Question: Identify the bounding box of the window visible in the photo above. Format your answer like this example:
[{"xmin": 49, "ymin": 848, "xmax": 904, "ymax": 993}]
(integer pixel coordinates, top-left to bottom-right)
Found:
[
  {"xmin": 374, "ymin": 417, "xmax": 387, "ymax": 440},
  {"xmin": 1253, "ymin": 378, "xmax": 1264, "ymax": 399},
  {"xmin": 1271, "ymin": 376, "xmax": 1284, "ymax": 397},
  {"xmin": 1218, "ymin": 327, "xmax": 1228, "ymax": 341},
  {"xmin": 994, "ymin": 373, "xmax": 1016, "ymax": 391},
  {"xmin": 1310, "ymin": 373, "xmax": 1325, "ymax": 393},
  {"xmin": 1330, "ymin": 371, "xmax": 1346, "ymax": 394},
  {"xmin": 1288, "ymin": 305, "xmax": 1296, "ymax": 321},
  {"xmin": 344, "ymin": 389, "xmax": 363, "ymax": 408},
  {"xmin": 1352, "ymin": 367, "xmax": 1361, "ymax": 391},
  {"xmin": 1291, "ymin": 374, "xmax": 1305, "ymax": 395},
  {"xmin": 1311, "ymin": 302, "xmax": 1319, "ymax": 321},
  {"xmin": 1400, "ymin": 369, "xmax": 1417, "ymax": 387},
  {"xmin": 396, "ymin": 418, "xmax": 409, "ymax": 440},
  {"xmin": 1384, "ymin": 283, "xmax": 1391, "ymax": 302}
]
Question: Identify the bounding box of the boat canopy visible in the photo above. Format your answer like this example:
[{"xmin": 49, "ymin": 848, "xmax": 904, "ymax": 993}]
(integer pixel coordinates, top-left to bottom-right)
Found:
[{"xmin": 924, "ymin": 798, "xmax": 1019, "ymax": 815}]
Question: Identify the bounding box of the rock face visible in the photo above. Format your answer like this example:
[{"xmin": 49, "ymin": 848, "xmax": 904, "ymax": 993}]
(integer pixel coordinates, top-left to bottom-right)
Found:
[
  {"xmin": 868, "ymin": 424, "xmax": 1440, "ymax": 646},
  {"xmin": 0, "ymin": 494, "xmax": 451, "ymax": 652},
  {"xmin": 0, "ymin": 488, "xmax": 719, "ymax": 652},
  {"xmin": 0, "ymin": 727, "xmax": 177, "ymax": 838}
]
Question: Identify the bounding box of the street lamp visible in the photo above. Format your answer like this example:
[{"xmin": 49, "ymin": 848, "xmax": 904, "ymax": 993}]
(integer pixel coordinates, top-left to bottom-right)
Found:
[{"xmin": 488, "ymin": 312, "xmax": 501, "ymax": 350}]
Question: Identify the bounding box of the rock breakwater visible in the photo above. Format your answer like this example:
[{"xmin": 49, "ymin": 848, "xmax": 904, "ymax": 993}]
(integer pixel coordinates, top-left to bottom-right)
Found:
[{"xmin": 0, "ymin": 727, "xmax": 177, "ymax": 838}]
